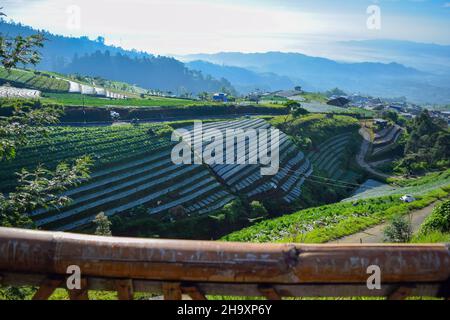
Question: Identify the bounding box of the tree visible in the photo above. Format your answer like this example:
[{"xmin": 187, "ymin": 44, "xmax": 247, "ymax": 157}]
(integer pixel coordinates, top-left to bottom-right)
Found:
[
  {"xmin": 0, "ymin": 9, "xmax": 92, "ymax": 228},
  {"xmin": 285, "ymin": 100, "xmax": 309, "ymax": 118},
  {"xmin": 382, "ymin": 110, "xmax": 398, "ymax": 124},
  {"xmin": 0, "ymin": 9, "xmax": 45, "ymax": 70},
  {"xmin": 249, "ymin": 201, "xmax": 268, "ymax": 219},
  {"xmin": 419, "ymin": 200, "xmax": 450, "ymax": 234},
  {"xmin": 396, "ymin": 110, "xmax": 450, "ymax": 174},
  {"xmin": 197, "ymin": 91, "xmax": 209, "ymax": 101},
  {"xmin": 93, "ymin": 212, "xmax": 112, "ymax": 236},
  {"xmin": 0, "ymin": 157, "xmax": 92, "ymax": 228},
  {"xmin": 383, "ymin": 215, "xmax": 412, "ymax": 243}
]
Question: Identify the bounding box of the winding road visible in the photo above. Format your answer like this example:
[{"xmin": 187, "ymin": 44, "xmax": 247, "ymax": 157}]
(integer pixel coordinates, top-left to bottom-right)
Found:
[{"xmin": 356, "ymin": 126, "xmax": 391, "ymax": 179}]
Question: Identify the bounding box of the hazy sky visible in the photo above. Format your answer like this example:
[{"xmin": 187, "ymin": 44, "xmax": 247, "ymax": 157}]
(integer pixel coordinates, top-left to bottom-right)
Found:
[{"xmin": 2, "ymin": 0, "xmax": 450, "ymax": 56}]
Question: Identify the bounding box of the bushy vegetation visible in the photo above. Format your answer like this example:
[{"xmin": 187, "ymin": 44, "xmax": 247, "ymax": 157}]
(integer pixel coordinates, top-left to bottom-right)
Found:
[
  {"xmin": 395, "ymin": 110, "xmax": 449, "ymax": 174},
  {"xmin": 270, "ymin": 113, "xmax": 360, "ymax": 149},
  {"xmin": 383, "ymin": 215, "xmax": 412, "ymax": 243},
  {"xmin": 222, "ymin": 188, "xmax": 449, "ymax": 243},
  {"xmin": 411, "ymin": 231, "xmax": 450, "ymax": 243},
  {"xmin": 418, "ymin": 200, "xmax": 450, "ymax": 235}
]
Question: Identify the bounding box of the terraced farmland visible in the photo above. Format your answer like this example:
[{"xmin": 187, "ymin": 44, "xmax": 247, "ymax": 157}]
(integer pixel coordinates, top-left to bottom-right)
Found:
[
  {"xmin": 0, "ymin": 67, "xmax": 69, "ymax": 93},
  {"xmin": 344, "ymin": 170, "xmax": 450, "ymax": 201},
  {"xmin": 1, "ymin": 119, "xmax": 316, "ymax": 232},
  {"xmin": 371, "ymin": 124, "xmax": 403, "ymax": 157},
  {"xmin": 307, "ymin": 132, "xmax": 361, "ymax": 184},
  {"xmin": 180, "ymin": 118, "xmax": 314, "ymax": 204},
  {"xmin": 0, "ymin": 123, "xmax": 235, "ymax": 231}
]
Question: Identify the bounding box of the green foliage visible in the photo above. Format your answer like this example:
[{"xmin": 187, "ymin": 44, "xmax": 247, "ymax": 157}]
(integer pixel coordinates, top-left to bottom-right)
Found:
[
  {"xmin": 284, "ymin": 100, "xmax": 309, "ymax": 118},
  {"xmin": 0, "ymin": 98, "xmax": 63, "ymax": 161},
  {"xmin": 94, "ymin": 212, "xmax": 112, "ymax": 236},
  {"xmin": 270, "ymin": 113, "xmax": 359, "ymax": 147},
  {"xmin": 411, "ymin": 231, "xmax": 450, "ymax": 243},
  {"xmin": 222, "ymin": 190, "xmax": 447, "ymax": 243},
  {"xmin": 395, "ymin": 110, "xmax": 450, "ymax": 174},
  {"xmin": 0, "ymin": 156, "xmax": 92, "ymax": 228},
  {"xmin": 213, "ymin": 199, "xmax": 246, "ymax": 224},
  {"xmin": 383, "ymin": 215, "xmax": 412, "ymax": 243},
  {"xmin": 419, "ymin": 200, "xmax": 450, "ymax": 234},
  {"xmin": 0, "ymin": 15, "xmax": 45, "ymax": 70},
  {"xmin": 249, "ymin": 201, "xmax": 268, "ymax": 219},
  {"xmin": 381, "ymin": 110, "xmax": 398, "ymax": 124}
]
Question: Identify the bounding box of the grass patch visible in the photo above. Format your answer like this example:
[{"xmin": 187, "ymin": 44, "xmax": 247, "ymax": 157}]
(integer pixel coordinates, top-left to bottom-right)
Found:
[{"xmin": 222, "ymin": 188, "xmax": 449, "ymax": 243}]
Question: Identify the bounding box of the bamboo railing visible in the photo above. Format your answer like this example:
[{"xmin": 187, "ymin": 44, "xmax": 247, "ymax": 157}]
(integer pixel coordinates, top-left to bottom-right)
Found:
[{"xmin": 0, "ymin": 227, "xmax": 449, "ymax": 300}]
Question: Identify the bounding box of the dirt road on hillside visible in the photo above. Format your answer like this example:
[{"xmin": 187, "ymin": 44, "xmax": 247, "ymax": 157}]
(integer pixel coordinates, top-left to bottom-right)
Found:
[
  {"xmin": 330, "ymin": 201, "xmax": 441, "ymax": 243},
  {"xmin": 356, "ymin": 127, "xmax": 391, "ymax": 179}
]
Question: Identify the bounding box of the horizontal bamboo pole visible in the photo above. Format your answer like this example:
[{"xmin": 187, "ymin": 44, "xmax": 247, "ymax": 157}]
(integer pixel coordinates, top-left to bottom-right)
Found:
[{"xmin": 0, "ymin": 227, "xmax": 449, "ymax": 285}]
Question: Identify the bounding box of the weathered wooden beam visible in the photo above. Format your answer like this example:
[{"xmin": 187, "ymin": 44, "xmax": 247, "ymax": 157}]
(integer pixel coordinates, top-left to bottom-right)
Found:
[{"xmin": 1, "ymin": 228, "xmax": 449, "ymax": 286}]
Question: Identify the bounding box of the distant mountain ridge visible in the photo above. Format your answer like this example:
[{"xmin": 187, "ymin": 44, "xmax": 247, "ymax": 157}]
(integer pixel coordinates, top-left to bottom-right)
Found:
[
  {"xmin": 339, "ymin": 39, "xmax": 450, "ymax": 74},
  {"xmin": 0, "ymin": 20, "xmax": 235, "ymax": 95},
  {"xmin": 183, "ymin": 51, "xmax": 450, "ymax": 104},
  {"xmin": 186, "ymin": 60, "xmax": 295, "ymax": 94}
]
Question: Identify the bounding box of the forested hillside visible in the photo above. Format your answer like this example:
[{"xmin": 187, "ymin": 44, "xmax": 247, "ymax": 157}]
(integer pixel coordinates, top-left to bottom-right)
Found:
[{"xmin": 0, "ymin": 20, "xmax": 235, "ymax": 95}]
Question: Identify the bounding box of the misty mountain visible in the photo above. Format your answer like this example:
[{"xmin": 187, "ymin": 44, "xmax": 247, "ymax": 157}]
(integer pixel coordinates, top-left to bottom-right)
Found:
[
  {"xmin": 62, "ymin": 51, "xmax": 234, "ymax": 95},
  {"xmin": 184, "ymin": 52, "xmax": 450, "ymax": 104},
  {"xmin": 339, "ymin": 39, "xmax": 450, "ymax": 74},
  {"xmin": 186, "ymin": 60, "xmax": 295, "ymax": 94},
  {"xmin": 0, "ymin": 20, "xmax": 234, "ymax": 95}
]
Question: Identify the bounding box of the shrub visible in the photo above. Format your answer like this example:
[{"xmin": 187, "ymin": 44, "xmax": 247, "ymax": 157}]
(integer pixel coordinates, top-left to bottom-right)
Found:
[
  {"xmin": 419, "ymin": 200, "xmax": 450, "ymax": 234},
  {"xmin": 249, "ymin": 201, "xmax": 268, "ymax": 219},
  {"xmin": 383, "ymin": 215, "xmax": 412, "ymax": 243}
]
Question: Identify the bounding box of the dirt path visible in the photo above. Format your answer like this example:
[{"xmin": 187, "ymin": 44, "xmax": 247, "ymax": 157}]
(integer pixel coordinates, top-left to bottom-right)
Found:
[
  {"xmin": 330, "ymin": 201, "xmax": 440, "ymax": 243},
  {"xmin": 356, "ymin": 127, "xmax": 391, "ymax": 179}
]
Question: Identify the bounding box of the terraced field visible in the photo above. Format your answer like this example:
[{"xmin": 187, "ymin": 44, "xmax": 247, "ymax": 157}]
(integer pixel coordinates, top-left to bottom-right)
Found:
[
  {"xmin": 344, "ymin": 170, "xmax": 450, "ymax": 201},
  {"xmin": 0, "ymin": 123, "xmax": 235, "ymax": 231},
  {"xmin": 307, "ymin": 132, "xmax": 361, "ymax": 184},
  {"xmin": 1, "ymin": 119, "xmax": 315, "ymax": 232},
  {"xmin": 0, "ymin": 67, "xmax": 69, "ymax": 93},
  {"xmin": 371, "ymin": 124, "xmax": 403, "ymax": 157},
  {"xmin": 180, "ymin": 118, "xmax": 314, "ymax": 204}
]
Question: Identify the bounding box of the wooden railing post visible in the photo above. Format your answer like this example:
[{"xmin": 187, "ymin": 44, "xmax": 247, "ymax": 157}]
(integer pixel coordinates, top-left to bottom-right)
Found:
[
  {"xmin": 32, "ymin": 277, "xmax": 64, "ymax": 300},
  {"xmin": 67, "ymin": 278, "xmax": 89, "ymax": 300},
  {"xmin": 258, "ymin": 285, "xmax": 282, "ymax": 300},
  {"xmin": 181, "ymin": 285, "xmax": 207, "ymax": 300},
  {"xmin": 163, "ymin": 282, "xmax": 182, "ymax": 300},
  {"xmin": 116, "ymin": 279, "xmax": 134, "ymax": 300}
]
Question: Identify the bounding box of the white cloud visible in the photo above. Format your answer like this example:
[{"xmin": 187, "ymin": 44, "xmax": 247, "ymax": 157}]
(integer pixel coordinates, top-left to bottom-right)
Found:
[{"xmin": 2, "ymin": 0, "xmax": 450, "ymax": 55}]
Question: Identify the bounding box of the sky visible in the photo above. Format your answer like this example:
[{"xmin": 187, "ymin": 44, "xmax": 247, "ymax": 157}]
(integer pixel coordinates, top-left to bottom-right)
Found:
[{"xmin": 1, "ymin": 0, "xmax": 450, "ymax": 56}]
